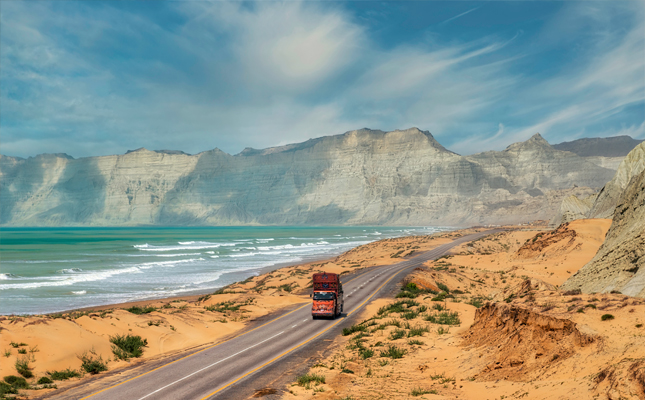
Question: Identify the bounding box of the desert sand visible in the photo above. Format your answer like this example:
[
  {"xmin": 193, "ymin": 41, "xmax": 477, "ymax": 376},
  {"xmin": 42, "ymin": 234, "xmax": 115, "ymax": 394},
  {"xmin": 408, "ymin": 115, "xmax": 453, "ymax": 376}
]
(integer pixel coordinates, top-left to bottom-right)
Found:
[
  {"xmin": 0, "ymin": 228, "xmax": 476, "ymax": 398},
  {"xmin": 283, "ymin": 219, "xmax": 645, "ymax": 400}
]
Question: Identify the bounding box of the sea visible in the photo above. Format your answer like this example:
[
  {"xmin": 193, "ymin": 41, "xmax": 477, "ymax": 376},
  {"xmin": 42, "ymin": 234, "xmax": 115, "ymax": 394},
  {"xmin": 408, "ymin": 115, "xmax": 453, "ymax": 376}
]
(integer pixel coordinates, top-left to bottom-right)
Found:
[{"xmin": 0, "ymin": 226, "xmax": 452, "ymax": 315}]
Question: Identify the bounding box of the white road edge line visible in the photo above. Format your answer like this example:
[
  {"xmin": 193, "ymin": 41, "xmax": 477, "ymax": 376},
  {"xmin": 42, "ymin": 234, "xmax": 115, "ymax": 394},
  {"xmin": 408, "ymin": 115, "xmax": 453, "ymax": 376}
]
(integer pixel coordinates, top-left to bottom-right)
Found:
[{"xmin": 136, "ymin": 331, "xmax": 285, "ymax": 400}]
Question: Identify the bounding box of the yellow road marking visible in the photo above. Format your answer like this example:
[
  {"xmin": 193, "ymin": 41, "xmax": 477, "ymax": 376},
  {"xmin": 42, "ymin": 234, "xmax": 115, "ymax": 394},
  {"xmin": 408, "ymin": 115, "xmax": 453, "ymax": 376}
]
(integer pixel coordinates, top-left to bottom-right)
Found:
[
  {"xmin": 81, "ymin": 302, "xmax": 309, "ymax": 399},
  {"xmin": 200, "ymin": 265, "xmax": 410, "ymax": 399},
  {"xmin": 81, "ymin": 269, "xmax": 372, "ymax": 399}
]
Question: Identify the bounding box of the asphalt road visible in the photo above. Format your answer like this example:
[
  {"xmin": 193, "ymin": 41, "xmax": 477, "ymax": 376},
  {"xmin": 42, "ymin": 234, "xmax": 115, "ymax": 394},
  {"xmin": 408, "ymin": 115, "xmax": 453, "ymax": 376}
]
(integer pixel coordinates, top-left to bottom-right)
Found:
[{"xmin": 60, "ymin": 229, "xmax": 502, "ymax": 400}]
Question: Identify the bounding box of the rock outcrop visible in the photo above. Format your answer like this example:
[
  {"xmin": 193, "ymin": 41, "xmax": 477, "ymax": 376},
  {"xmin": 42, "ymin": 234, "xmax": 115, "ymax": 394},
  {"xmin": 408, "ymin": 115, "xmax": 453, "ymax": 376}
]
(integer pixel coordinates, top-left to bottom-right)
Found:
[
  {"xmin": 0, "ymin": 128, "xmax": 616, "ymax": 226},
  {"xmin": 561, "ymin": 165, "xmax": 645, "ymax": 297},
  {"xmin": 550, "ymin": 142, "xmax": 645, "ymax": 226}
]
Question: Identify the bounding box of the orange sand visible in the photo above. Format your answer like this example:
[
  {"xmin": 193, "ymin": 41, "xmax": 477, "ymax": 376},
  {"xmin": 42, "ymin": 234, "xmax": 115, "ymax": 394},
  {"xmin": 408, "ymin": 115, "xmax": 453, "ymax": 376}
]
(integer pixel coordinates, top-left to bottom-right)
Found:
[
  {"xmin": 283, "ymin": 219, "xmax": 645, "ymax": 400},
  {"xmin": 0, "ymin": 228, "xmax": 474, "ymax": 397}
]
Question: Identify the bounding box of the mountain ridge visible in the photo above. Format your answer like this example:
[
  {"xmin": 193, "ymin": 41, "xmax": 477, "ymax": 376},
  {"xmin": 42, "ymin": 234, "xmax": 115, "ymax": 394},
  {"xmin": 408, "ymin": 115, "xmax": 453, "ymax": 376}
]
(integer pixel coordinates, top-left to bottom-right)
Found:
[{"xmin": 0, "ymin": 128, "xmax": 619, "ymax": 226}]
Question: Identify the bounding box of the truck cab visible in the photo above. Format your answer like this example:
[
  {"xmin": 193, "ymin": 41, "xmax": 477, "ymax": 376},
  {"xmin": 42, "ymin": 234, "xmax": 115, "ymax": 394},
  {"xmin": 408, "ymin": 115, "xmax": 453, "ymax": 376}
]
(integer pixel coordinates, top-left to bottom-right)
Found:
[{"xmin": 311, "ymin": 272, "xmax": 344, "ymax": 319}]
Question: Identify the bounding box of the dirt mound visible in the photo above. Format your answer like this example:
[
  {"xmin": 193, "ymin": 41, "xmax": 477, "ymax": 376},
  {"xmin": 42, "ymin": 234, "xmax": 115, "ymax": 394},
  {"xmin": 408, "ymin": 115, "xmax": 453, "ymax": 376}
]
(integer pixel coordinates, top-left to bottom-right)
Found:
[
  {"xmin": 516, "ymin": 223, "xmax": 578, "ymax": 259},
  {"xmin": 491, "ymin": 278, "xmax": 556, "ymax": 302},
  {"xmin": 462, "ymin": 303, "xmax": 595, "ymax": 381},
  {"xmin": 403, "ymin": 268, "xmax": 441, "ymax": 292},
  {"xmin": 594, "ymin": 359, "xmax": 645, "ymax": 400}
]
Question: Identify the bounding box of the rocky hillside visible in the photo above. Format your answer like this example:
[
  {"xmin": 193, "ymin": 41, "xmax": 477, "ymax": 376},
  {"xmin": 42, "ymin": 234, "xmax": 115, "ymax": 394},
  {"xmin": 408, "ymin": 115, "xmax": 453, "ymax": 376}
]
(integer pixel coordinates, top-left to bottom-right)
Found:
[
  {"xmin": 0, "ymin": 128, "xmax": 616, "ymax": 226},
  {"xmin": 553, "ymin": 135, "xmax": 643, "ymax": 157},
  {"xmin": 553, "ymin": 135, "xmax": 642, "ymax": 171},
  {"xmin": 561, "ymin": 166, "xmax": 645, "ymax": 297},
  {"xmin": 551, "ymin": 142, "xmax": 645, "ymax": 225}
]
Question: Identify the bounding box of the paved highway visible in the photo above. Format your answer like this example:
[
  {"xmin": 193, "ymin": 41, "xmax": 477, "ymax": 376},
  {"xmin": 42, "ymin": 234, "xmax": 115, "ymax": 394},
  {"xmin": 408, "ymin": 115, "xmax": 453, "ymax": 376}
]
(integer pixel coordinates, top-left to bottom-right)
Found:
[{"xmin": 61, "ymin": 229, "xmax": 501, "ymax": 400}]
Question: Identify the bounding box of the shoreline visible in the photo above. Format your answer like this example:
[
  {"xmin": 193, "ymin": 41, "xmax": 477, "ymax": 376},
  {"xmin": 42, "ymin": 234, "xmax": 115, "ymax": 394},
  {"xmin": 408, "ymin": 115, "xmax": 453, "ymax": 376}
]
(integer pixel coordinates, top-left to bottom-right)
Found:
[
  {"xmin": 0, "ymin": 225, "xmax": 520, "ymax": 398},
  {"xmin": 1, "ymin": 226, "xmax": 456, "ymax": 317}
]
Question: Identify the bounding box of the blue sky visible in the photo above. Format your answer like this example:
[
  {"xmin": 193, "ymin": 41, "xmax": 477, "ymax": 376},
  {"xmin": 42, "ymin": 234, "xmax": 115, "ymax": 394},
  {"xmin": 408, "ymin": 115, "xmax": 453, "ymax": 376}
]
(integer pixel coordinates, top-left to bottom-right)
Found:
[{"xmin": 1, "ymin": 0, "xmax": 643, "ymax": 158}]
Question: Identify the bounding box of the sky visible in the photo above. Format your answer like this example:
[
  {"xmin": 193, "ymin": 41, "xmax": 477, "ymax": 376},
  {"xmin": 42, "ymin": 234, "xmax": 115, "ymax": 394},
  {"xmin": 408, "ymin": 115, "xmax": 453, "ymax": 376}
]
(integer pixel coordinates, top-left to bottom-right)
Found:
[{"xmin": 1, "ymin": 0, "xmax": 644, "ymax": 158}]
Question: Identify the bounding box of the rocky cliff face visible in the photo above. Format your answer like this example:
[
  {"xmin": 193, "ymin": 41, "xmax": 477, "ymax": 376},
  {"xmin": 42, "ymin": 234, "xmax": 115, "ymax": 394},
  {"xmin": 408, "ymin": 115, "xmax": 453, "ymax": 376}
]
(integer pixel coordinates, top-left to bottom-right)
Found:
[
  {"xmin": 551, "ymin": 142, "xmax": 645, "ymax": 226},
  {"xmin": 0, "ymin": 128, "xmax": 617, "ymax": 226},
  {"xmin": 561, "ymin": 167, "xmax": 645, "ymax": 297}
]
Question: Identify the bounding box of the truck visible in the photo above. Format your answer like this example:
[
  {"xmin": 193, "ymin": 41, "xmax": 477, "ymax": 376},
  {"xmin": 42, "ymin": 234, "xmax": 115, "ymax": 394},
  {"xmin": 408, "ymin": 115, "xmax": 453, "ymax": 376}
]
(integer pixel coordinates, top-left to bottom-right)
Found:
[{"xmin": 311, "ymin": 272, "xmax": 344, "ymax": 319}]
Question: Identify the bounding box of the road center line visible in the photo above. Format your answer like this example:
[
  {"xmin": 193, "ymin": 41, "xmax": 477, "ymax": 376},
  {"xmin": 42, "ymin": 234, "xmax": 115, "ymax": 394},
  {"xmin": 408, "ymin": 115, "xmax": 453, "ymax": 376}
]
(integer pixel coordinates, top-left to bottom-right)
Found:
[{"xmin": 136, "ymin": 331, "xmax": 285, "ymax": 400}]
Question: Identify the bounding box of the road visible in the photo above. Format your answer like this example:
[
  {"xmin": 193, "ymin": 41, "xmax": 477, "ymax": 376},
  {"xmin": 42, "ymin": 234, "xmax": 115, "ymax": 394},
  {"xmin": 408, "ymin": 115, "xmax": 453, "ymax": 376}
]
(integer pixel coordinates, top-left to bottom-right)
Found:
[{"xmin": 57, "ymin": 229, "xmax": 501, "ymax": 400}]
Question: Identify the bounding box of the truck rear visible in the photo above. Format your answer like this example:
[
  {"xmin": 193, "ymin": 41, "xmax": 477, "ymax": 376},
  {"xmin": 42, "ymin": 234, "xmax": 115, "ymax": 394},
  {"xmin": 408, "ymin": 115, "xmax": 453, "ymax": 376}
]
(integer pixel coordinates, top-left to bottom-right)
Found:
[{"xmin": 311, "ymin": 272, "xmax": 344, "ymax": 319}]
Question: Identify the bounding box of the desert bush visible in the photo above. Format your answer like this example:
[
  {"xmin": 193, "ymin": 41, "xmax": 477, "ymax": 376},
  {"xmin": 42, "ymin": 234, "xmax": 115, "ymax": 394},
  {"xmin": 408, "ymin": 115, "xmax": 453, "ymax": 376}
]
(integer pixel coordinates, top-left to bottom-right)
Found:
[
  {"xmin": 48, "ymin": 368, "xmax": 81, "ymax": 380},
  {"xmin": 411, "ymin": 387, "xmax": 436, "ymax": 396},
  {"xmin": 110, "ymin": 334, "xmax": 148, "ymax": 360},
  {"xmin": 4, "ymin": 375, "xmax": 29, "ymax": 389},
  {"xmin": 425, "ymin": 311, "xmax": 461, "ymax": 325},
  {"xmin": 601, "ymin": 314, "xmax": 615, "ymax": 321},
  {"xmin": 407, "ymin": 325, "xmax": 429, "ymax": 337},
  {"xmin": 296, "ymin": 373, "xmax": 325, "ymax": 386},
  {"xmin": 0, "ymin": 381, "xmax": 18, "ymax": 396},
  {"xmin": 15, "ymin": 356, "xmax": 33, "ymax": 378},
  {"xmin": 79, "ymin": 351, "xmax": 108, "ymax": 374},
  {"xmin": 379, "ymin": 345, "xmax": 407, "ymax": 359},
  {"xmin": 389, "ymin": 329, "xmax": 406, "ymax": 340},
  {"xmin": 342, "ymin": 323, "xmax": 367, "ymax": 336},
  {"xmin": 37, "ymin": 376, "xmax": 53, "ymax": 385},
  {"xmin": 204, "ymin": 301, "xmax": 242, "ymax": 313},
  {"xmin": 126, "ymin": 306, "xmax": 157, "ymax": 315}
]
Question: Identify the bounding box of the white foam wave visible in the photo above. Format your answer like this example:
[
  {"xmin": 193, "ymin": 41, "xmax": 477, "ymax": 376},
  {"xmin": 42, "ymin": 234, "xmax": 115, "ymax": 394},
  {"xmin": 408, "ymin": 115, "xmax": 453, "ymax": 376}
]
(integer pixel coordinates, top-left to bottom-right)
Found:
[
  {"xmin": 0, "ymin": 273, "xmax": 19, "ymax": 280},
  {"xmin": 57, "ymin": 268, "xmax": 83, "ymax": 274},
  {"xmin": 135, "ymin": 242, "xmax": 235, "ymax": 251},
  {"xmin": 72, "ymin": 290, "xmax": 86, "ymax": 295},
  {"xmin": 0, "ymin": 266, "xmax": 144, "ymax": 290}
]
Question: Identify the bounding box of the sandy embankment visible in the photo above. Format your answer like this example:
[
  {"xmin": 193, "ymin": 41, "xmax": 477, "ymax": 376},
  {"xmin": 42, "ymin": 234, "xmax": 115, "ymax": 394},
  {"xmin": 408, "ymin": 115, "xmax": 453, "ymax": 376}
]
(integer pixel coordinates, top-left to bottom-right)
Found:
[
  {"xmin": 0, "ymin": 228, "xmax": 476, "ymax": 398},
  {"xmin": 284, "ymin": 219, "xmax": 645, "ymax": 400}
]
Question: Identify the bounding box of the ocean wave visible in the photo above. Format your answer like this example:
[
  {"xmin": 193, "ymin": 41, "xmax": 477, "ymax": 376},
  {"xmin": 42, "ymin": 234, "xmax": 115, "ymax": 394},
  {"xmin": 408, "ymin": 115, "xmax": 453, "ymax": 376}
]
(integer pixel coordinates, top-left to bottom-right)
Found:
[
  {"xmin": 134, "ymin": 242, "xmax": 235, "ymax": 251},
  {"xmin": 0, "ymin": 273, "xmax": 20, "ymax": 280},
  {"xmin": 72, "ymin": 290, "xmax": 86, "ymax": 295},
  {"xmin": 0, "ymin": 266, "xmax": 144, "ymax": 290},
  {"xmin": 57, "ymin": 268, "xmax": 83, "ymax": 274}
]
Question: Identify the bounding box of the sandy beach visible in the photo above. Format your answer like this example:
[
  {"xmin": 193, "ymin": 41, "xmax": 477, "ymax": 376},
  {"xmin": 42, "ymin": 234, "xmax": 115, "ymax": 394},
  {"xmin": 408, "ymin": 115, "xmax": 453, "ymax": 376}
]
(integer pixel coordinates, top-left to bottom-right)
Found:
[{"xmin": 0, "ymin": 227, "xmax": 485, "ymax": 398}]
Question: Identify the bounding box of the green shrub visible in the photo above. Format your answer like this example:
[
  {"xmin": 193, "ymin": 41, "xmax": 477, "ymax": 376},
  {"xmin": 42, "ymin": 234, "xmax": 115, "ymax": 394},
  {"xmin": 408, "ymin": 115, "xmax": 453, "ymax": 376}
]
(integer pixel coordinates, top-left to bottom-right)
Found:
[
  {"xmin": 389, "ymin": 329, "xmax": 406, "ymax": 340},
  {"xmin": 425, "ymin": 311, "xmax": 461, "ymax": 325},
  {"xmin": 601, "ymin": 314, "xmax": 615, "ymax": 321},
  {"xmin": 9, "ymin": 342, "xmax": 27, "ymax": 348},
  {"xmin": 341, "ymin": 367, "xmax": 354, "ymax": 374},
  {"xmin": 379, "ymin": 345, "xmax": 407, "ymax": 359},
  {"xmin": 4, "ymin": 375, "xmax": 29, "ymax": 389},
  {"xmin": 359, "ymin": 348, "xmax": 374, "ymax": 359},
  {"xmin": 15, "ymin": 357, "xmax": 33, "ymax": 378},
  {"xmin": 408, "ymin": 339, "xmax": 424, "ymax": 345},
  {"xmin": 395, "ymin": 291, "xmax": 417, "ymax": 299},
  {"xmin": 411, "ymin": 387, "xmax": 436, "ymax": 396},
  {"xmin": 0, "ymin": 381, "xmax": 18, "ymax": 396},
  {"xmin": 110, "ymin": 334, "xmax": 148, "ymax": 360},
  {"xmin": 204, "ymin": 301, "xmax": 242, "ymax": 313},
  {"xmin": 79, "ymin": 352, "xmax": 108, "ymax": 374},
  {"xmin": 437, "ymin": 283, "xmax": 450, "ymax": 293},
  {"xmin": 125, "ymin": 306, "xmax": 157, "ymax": 315},
  {"xmin": 342, "ymin": 324, "xmax": 367, "ymax": 336},
  {"xmin": 401, "ymin": 310, "xmax": 419, "ymax": 320},
  {"xmin": 407, "ymin": 325, "xmax": 429, "ymax": 337},
  {"xmin": 48, "ymin": 368, "xmax": 81, "ymax": 380},
  {"xmin": 296, "ymin": 373, "xmax": 325, "ymax": 386},
  {"xmin": 37, "ymin": 376, "xmax": 53, "ymax": 385}
]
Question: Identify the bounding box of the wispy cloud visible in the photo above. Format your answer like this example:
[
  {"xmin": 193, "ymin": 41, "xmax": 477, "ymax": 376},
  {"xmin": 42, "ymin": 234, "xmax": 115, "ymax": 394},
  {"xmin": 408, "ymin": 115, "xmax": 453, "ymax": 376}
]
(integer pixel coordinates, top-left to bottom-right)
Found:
[
  {"xmin": 0, "ymin": 1, "xmax": 642, "ymax": 158},
  {"xmin": 439, "ymin": 7, "xmax": 480, "ymax": 26}
]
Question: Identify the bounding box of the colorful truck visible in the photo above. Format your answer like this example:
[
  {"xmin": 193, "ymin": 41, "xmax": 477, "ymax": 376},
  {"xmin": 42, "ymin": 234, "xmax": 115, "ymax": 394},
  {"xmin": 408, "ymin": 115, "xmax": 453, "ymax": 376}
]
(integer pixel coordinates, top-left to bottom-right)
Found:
[{"xmin": 311, "ymin": 272, "xmax": 344, "ymax": 319}]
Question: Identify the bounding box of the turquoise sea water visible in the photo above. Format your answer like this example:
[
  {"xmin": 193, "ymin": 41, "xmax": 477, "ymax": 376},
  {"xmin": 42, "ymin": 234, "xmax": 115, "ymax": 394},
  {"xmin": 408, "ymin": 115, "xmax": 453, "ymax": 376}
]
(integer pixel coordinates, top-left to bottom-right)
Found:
[{"xmin": 0, "ymin": 226, "xmax": 451, "ymax": 315}]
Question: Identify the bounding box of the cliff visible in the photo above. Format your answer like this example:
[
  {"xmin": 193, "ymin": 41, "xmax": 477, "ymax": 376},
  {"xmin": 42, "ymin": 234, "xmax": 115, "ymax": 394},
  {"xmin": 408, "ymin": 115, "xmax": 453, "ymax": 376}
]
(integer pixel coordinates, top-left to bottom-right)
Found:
[
  {"xmin": 551, "ymin": 142, "xmax": 645, "ymax": 226},
  {"xmin": 0, "ymin": 128, "xmax": 616, "ymax": 226},
  {"xmin": 561, "ymin": 167, "xmax": 645, "ymax": 297}
]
